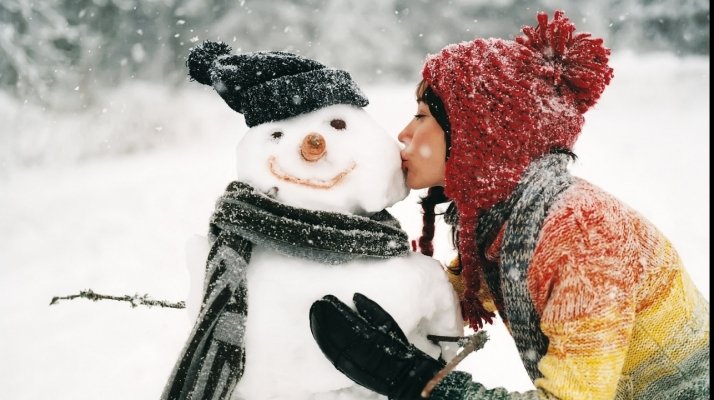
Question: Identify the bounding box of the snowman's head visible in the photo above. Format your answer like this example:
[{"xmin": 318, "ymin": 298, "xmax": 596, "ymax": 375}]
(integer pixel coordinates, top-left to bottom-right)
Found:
[
  {"xmin": 186, "ymin": 41, "xmax": 408, "ymax": 215},
  {"xmin": 235, "ymin": 104, "xmax": 408, "ymax": 215}
]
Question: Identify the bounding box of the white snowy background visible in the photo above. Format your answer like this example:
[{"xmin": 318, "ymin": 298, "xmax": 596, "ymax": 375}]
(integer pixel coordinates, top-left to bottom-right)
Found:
[{"xmin": 0, "ymin": 51, "xmax": 708, "ymax": 399}]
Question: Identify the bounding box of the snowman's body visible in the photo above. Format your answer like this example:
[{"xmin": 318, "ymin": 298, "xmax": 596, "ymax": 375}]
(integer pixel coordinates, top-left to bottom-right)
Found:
[
  {"xmin": 235, "ymin": 249, "xmax": 462, "ymax": 400},
  {"xmin": 187, "ymin": 104, "xmax": 463, "ymax": 400}
]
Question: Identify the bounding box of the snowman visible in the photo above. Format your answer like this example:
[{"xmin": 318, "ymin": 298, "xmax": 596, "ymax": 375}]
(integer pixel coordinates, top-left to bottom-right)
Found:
[{"xmin": 162, "ymin": 41, "xmax": 464, "ymax": 400}]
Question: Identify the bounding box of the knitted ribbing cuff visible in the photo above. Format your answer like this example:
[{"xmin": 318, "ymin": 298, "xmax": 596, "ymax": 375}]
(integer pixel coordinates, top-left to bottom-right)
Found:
[
  {"xmin": 430, "ymin": 371, "xmax": 473, "ymax": 399},
  {"xmin": 430, "ymin": 371, "xmax": 540, "ymax": 399}
]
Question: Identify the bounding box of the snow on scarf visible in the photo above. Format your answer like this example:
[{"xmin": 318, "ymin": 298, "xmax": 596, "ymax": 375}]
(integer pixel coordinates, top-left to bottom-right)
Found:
[
  {"xmin": 161, "ymin": 181, "xmax": 410, "ymax": 400},
  {"xmin": 474, "ymin": 152, "xmax": 574, "ymax": 380}
]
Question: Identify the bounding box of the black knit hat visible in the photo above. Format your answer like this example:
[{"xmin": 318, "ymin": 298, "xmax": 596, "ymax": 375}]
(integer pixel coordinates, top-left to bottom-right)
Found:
[{"xmin": 186, "ymin": 41, "xmax": 369, "ymax": 127}]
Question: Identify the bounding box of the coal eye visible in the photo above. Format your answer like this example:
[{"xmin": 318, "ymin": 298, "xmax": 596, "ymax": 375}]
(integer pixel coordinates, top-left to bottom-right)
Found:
[
  {"xmin": 330, "ymin": 119, "xmax": 346, "ymax": 130},
  {"xmin": 271, "ymin": 131, "xmax": 283, "ymax": 140}
]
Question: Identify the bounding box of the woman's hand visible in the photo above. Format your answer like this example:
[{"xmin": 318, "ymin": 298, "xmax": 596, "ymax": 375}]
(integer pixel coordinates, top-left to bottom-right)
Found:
[{"xmin": 309, "ymin": 293, "xmax": 445, "ymax": 399}]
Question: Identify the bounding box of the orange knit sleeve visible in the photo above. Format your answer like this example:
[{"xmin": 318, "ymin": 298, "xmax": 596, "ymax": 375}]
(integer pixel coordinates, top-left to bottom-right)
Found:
[{"xmin": 526, "ymin": 181, "xmax": 643, "ymax": 399}]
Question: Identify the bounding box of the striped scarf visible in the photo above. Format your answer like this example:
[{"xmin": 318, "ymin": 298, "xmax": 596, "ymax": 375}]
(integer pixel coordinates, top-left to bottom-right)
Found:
[
  {"xmin": 161, "ymin": 181, "xmax": 410, "ymax": 400},
  {"xmin": 475, "ymin": 153, "xmax": 574, "ymax": 380}
]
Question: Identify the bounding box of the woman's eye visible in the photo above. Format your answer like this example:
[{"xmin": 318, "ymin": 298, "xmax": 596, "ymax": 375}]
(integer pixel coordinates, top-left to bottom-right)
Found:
[
  {"xmin": 330, "ymin": 119, "xmax": 347, "ymax": 130},
  {"xmin": 414, "ymin": 114, "xmax": 426, "ymax": 120},
  {"xmin": 271, "ymin": 131, "xmax": 283, "ymax": 140}
]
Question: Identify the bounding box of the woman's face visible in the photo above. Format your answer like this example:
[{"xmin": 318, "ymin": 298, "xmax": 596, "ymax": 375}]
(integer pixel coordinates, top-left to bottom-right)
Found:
[{"xmin": 397, "ymin": 98, "xmax": 446, "ymax": 189}]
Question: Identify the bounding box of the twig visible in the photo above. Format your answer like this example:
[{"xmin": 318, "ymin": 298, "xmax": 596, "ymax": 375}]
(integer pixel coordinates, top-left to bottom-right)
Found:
[
  {"xmin": 421, "ymin": 331, "xmax": 489, "ymax": 398},
  {"xmin": 49, "ymin": 288, "xmax": 185, "ymax": 309}
]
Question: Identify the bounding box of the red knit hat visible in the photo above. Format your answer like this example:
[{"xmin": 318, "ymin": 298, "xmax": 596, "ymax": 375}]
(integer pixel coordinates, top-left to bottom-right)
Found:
[{"xmin": 421, "ymin": 10, "xmax": 614, "ymax": 329}]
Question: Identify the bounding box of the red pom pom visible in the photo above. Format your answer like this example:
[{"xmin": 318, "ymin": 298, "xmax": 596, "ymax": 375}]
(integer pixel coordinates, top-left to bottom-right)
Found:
[{"xmin": 516, "ymin": 10, "xmax": 614, "ymax": 113}]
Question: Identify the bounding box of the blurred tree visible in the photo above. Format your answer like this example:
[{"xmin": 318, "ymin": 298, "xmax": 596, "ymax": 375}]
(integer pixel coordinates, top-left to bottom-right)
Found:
[
  {"xmin": 60, "ymin": 0, "xmax": 185, "ymax": 100},
  {"xmin": 0, "ymin": 0, "xmax": 709, "ymax": 107},
  {"xmin": 608, "ymin": 0, "xmax": 710, "ymax": 55},
  {"xmin": 0, "ymin": 0, "xmax": 82, "ymax": 105},
  {"xmin": 314, "ymin": 0, "xmax": 411, "ymax": 84}
]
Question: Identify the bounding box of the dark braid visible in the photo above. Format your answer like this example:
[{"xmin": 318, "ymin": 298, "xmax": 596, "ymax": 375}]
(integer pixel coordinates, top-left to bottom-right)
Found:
[
  {"xmin": 417, "ymin": 186, "xmax": 450, "ymax": 256},
  {"xmin": 414, "ymin": 81, "xmax": 453, "ymax": 257},
  {"xmin": 550, "ymin": 146, "xmax": 578, "ymax": 161}
]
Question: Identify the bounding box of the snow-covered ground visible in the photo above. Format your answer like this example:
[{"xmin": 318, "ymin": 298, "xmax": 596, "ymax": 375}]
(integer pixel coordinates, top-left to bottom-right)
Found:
[{"xmin": 0, "ymin": 53, "xmax": 709, "ymax": 399}]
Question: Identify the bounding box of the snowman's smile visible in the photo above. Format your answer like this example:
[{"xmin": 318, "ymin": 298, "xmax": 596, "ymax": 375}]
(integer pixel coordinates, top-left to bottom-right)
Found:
[{"xmin": 268, "ymin": 156, "xmax": 356, "ymax": 189}]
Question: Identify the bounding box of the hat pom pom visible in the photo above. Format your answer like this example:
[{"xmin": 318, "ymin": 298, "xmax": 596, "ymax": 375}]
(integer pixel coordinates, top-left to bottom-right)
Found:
[
  {"xmin": 187, "ymin": 41, "xmax": 232, "ymax": 85},
  {"xmin": 516, "ymin": 10, "xmax": 614, "ymax": 113}
]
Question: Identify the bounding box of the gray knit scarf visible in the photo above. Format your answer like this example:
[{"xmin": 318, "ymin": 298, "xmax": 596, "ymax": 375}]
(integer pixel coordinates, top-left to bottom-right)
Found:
[
  {"xmin": 162, "ymin": 181, "xmax": 410, "ymax": 400},
  {"xmin": 475, "ymin": 153, "xmax": 574, "ymax": 381}
]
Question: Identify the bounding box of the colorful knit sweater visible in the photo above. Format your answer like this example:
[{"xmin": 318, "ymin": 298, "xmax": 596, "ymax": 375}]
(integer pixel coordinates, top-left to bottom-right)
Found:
[{"xmin": 432, "ymin": 177, "xmax": 710, "ymax": 399}]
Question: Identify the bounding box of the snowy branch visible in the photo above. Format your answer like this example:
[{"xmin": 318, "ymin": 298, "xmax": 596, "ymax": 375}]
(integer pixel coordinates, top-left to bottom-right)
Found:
[
  {"xmin": 49, "ymin": 288, "xmax": 185, "ymax": 309},
  {"xmin": 422, "ymin": 331, "xmax": 489, "ymax": 398}
]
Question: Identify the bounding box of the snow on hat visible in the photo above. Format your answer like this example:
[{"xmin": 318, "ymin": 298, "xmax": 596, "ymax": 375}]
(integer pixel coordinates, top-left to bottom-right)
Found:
[
  {"xmin": 187, "ymin": 41, "xmax": 369, "ymax": 127},
  {"xmin": 421, "ymin": 10, "xmax": 614, "ymax": 329}
]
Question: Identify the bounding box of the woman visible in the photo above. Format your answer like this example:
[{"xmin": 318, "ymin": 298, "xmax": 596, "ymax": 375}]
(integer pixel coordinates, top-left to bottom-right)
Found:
[{"xmin": 309, "ymin": 10, "xmax": 710, "ymax": 400}]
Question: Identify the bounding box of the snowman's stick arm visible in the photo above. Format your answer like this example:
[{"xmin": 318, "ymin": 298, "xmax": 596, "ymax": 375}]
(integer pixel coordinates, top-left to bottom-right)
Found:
[
  {"xmin": 49, "ymin": 288, "xmax": 186, "ymax": 309},
  {"xmin": 421, "ymin": 331, "xmax": 489, "ymax": 398}
]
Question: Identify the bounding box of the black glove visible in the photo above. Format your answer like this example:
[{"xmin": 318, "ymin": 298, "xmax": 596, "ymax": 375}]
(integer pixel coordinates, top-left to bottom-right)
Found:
[{"xmin": 309, "ymin": 293, "xmax": 445, "ymax": 400}]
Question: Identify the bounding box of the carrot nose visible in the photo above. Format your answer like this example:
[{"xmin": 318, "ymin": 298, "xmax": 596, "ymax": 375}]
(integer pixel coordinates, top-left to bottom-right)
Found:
[{"xmin": 301, "ymin": 133, "xmax": 326, "ymax": 161}]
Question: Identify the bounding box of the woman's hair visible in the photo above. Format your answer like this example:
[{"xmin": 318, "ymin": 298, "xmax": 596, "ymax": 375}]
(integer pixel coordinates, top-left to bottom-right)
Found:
[
  {"xmin": 416, "ymin": 79, "xmax": 429, "ymax": 99},
  {"xmin": 417, "ymin": 186, "xmax": 450, "ymax": 257},
  {"xmin": 414, "ymin": 80, "xmax": 456, "ymax": 257},
  {"xmin": 550, "ymin": 146, "xmax": 578, "ymax": 160},
  {"xmin": 416, "ymin": 80, "xmax": 452, "ymax": 158}
]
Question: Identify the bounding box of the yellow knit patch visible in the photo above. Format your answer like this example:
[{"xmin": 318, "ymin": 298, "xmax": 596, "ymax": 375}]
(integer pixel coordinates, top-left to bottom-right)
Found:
[
  {"xmin": 624, "ymin": 268, "xmax": 710, "ymax": 381},
  {"xmin": 536, "ymin": 349, "xmax": 625, "ymax": 399},
  {"xmin": 536, "ymin": 302, "xmax": 636, "ymax": 399},
  {"xmin": 541, "ymin": 303, "xmax": 635, "ymax": 359}
]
